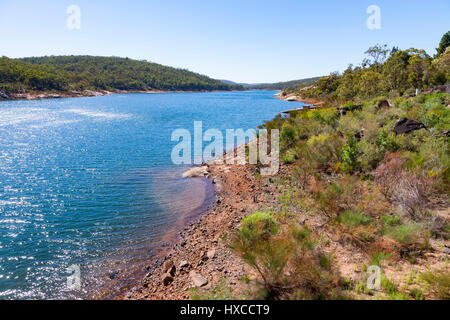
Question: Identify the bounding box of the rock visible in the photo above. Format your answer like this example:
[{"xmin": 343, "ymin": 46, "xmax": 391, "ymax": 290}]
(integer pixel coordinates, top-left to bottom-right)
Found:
[
  {"xmin": 377, "ymin": 99, "xmax": 390, "ymax": 110},
  {"xmin": 354, "ymin": 130, "xmax": 364, "ymax": 141},
  {"xmin": 183, "ymin": 166, "xmax": 208, "ymax": 178},
  {"xmin": 285, "ymin": 95, "xmax": 298, "ymax": 102},
  {"xmin": 0, "ymin": 91, "xmax": 10, "ymax": 99},
  {"xmin": 162, "ymin": 274, "xmax": 174, "ymax": 286},
  {"xmin": 207, "ymin": 249, "xmax": 216, "ymax": 260},
  {"xmin": 189, "ymin": 271, "xmax": 208, "ymax": 287},
  {"xmin": 337, "ymin": 105, "xmax": 362, "ymax": 116},
  {"xmin": 179, "ymin": 260, "xmax": 189, "ymax": 269},
  {"xmin": 431, "ymin": 216, "xmax": 448, "ymax": 238},
  {"xmin": 394, "ymin": 118, "xmax": 427, "ymax": 135},
  {"xmin": 439, "ymin": 130, "xmax": 450, "ymax": 137},
  {"xmin": 162, "ymin": 260, "xmax": 176, "ymax": 276}
]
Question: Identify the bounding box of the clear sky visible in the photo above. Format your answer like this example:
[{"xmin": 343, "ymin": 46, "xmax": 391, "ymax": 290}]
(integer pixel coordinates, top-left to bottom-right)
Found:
[{"xmin": 0, "ymin": 0, "xmax": 448, "ymax": 83}]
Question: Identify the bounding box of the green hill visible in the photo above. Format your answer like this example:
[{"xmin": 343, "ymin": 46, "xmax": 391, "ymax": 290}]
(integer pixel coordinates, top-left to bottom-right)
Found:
[
  {"xmin": 244, "ymin": 77, "xmax": 321, "ymax": 90},
  {"xmin": 221, "ymin": 77, "xmax": 321, "ymax": 90},
  {"xmin": 0, "ymin": 55, "xmax": 243, "ymax": 95}
]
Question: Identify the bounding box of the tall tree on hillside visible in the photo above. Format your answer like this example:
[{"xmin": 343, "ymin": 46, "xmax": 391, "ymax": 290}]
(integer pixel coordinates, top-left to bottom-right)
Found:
[
  {"xmin": 436, "ymin": 31, "xmax": 450, "ymax": 57},
  {"xmin": 365, "ymin": 44, "xmax": 389, "ymax": 66}
]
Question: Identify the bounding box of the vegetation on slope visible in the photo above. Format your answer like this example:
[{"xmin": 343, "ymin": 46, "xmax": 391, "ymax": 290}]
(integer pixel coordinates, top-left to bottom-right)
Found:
[
  {"xmin": 221, "ymin": 77, "xmax": 320, "ymax": 90},
  {"xmin": 284, "ymin": 32, "xmax": 450, "ymax": 104},
  {"xmin": 196, "ymin": 32, "xmax": 450, "ymax": 300},
  {"xmin": 246, "ymin": 77, "xmax": 321, "ymax": 90},
  {"xmin": 0, "ymin": 55, "xmax": 243, "ymax": 95}
]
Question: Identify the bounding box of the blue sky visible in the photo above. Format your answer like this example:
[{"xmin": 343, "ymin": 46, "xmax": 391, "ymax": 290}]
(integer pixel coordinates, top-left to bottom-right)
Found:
[{"xmin": 0, "ymin": 0, "xmax": 448, "ymax": 83}]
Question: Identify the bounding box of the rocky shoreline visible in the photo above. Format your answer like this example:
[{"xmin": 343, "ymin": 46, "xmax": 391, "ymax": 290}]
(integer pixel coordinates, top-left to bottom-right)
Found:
[
  {"xmin": 125, "ymin": 149, "xmax": 449, "ymax": 301},
  {"xmin": 124, "ymin": 159, "xmax": 287, "ymax": 300},
  {"xmin": 0, "ymin": 89, "xmax": 237, "ymax": 101}
]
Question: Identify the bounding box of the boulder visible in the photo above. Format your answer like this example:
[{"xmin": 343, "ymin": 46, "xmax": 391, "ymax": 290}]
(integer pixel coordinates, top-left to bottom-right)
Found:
[
  {"xmin": 0, "ymin": 91, "xmax": 10, "ymax": 99},
  {"xmin": 354, "ymin": 130, "xmax": 364, "ymax": 141},
  {"xmin": 182, "ymin": 166, "xmax": 208, "ymax": 178},
  {"xmin": 207, "ymin": 249, "xmax": 216, "ymax": 260},
  {"xmin": 441, "ymin": 130, "xmax": 450, "ymax": 137},
  {"xmin": 394, "ymin": 118, "xmax": 427, "ymax": 135},
  {"xmin": 189, "ymin": 271, "xmax": 208, "ymax": 287},
  {"xmin": 179, "ymin": 260, "xmax": 191, "ymax": 274},
  {"xmin": 162, "ymin": 274, "xmax": 174, "ymax": 286},
  {"xmin": 162, "ymin": 260, "xmax": 176, "ymax": 276},
  {"xmin": 285, "ymin": 95, "xmax": 298, "ymax": 102},
  {"xmin": 377, "ymin": 100, "xmax": 390, "ymax": 110},
  {"xmin": 337, "ymin": 105, "xmax": 362, "ymax": 116}
]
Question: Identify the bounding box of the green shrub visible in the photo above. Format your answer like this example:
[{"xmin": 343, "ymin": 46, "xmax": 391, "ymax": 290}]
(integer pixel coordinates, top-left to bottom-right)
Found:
[
  {"xmin": 382, "ymin": 215, "xmax": 402, "ymax": 229},
  {"xmin": 421, "ymin": 269, "xmax": 450, "ymax": 300},
  {"xmin": 281, "ymin": 150, "xmax": 296, "ymax": 164},
  {"xmin": 280, "ymin": 124, "xmax": 297, "ymax": 151},
  {"xmin": 370, "ymin": 251, "xmax": 392, "ymax": 266},
  {"xmin": 240, "ymin": 211, "xmax": 279, "ymax": 242},
  {"xmin": 386, "ymin": 222, "xmax": 428, "ymax": 247},
  {"xmin": 376, "ymin": 129, "xmax": 399, "ymax": 156},
  {"xmin": 409, "ymin": 288, "xmax": 425, "ymax": 300},
  {"xmin": 337, "ymin": 210, "xmax": 372, "ymax": 227},
  {"xmin": 341, "ymin": 136, "xmax": 361, "ymax": 173}
]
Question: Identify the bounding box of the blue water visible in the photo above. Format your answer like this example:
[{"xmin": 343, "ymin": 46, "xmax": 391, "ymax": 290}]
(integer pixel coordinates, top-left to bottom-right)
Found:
[{"xmin": 0, "ymin": 91, "xmax": 297, "ymax": 299}]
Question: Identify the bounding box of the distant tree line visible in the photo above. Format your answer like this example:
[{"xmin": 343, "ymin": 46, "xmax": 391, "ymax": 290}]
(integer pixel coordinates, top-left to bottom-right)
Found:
[
  {"xmin": 0, "ymin": 55, "xmax": 244, "ymax": 94},
  {"xmin": 288, "ymin": 31, "xmax": 450, "ymax": 103},
  {"xmin": 244, "ymin": 77, "xmax": 321, "ymax": 90}
]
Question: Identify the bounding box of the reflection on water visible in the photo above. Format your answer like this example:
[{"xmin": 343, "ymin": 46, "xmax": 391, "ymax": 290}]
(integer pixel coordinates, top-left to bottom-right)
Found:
[{"xmin": 0, "ymin": 91, "xmax": 295, "ymax": 299}]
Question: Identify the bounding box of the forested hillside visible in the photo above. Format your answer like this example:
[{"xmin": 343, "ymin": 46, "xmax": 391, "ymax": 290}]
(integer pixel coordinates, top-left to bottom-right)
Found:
[
  {"xmin": 245, "ymin": 77, "xmax": 321, "ymax": 90},
  {"xmin": 0, "ymin": 55, "xmax": 243, "ymax": 96},
  {"xmin": 213, "ymin": 31, "xmax": 450, "ymax": 300},
  {"xmin": 221, "ymin": 77, "xmax": 321, "ymax": 90},
  {"xmin": 284, "ymin": 31, "xmax": 450, "ymax": 102}
]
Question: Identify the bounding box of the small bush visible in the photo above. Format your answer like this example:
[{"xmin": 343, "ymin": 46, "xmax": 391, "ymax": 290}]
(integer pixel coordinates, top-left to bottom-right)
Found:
[
  {"xmin": 341, "ymin": 136, "xmax": 361, "ymax": 173},
  {"xmin": 281, "ymin": 150, "xmax": 296, "ymax": 164},
  {"xmin": 239, "ymin": 211, "xmax": 279, "ymax": 242},
  {"xmin": 386, "ymin": 221, "xmax": 429, "ymax": 248},
  {"xmin": 337, "ymin": 210, "xmax": 372, "ymax": 227},
  {"xmin": 381, "ymin": 215, "xmax": 402, "ymax": 233},
  {"xmin": 373, "ymin": 153, "xmax": 430, "ymax": 219},
  {"xmin": 370, "ymin": 251, "xmax": 392, "ymax": 266},
  {"xmin": 280, "ymin": 124, "xmax": 297, "ymax": 151},
  {"xmin": 230, "ymin": 219, "xmax": 342, "ymax": 300},
  {"xmin": 421, "ymin": 269, "xmax": 450, "ymax": 300}
]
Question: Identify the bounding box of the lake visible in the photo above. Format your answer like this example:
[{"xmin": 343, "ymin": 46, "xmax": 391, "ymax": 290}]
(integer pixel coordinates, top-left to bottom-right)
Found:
[{"xmin": 0, "ymin": 90, "xmax": 298, "ymax": 299}]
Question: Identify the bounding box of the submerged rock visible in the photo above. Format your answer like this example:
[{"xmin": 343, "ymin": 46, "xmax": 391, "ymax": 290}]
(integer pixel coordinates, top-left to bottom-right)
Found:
[{"xmin": 182, "ymin": 166, "xmax": 208, "ymax": 178}]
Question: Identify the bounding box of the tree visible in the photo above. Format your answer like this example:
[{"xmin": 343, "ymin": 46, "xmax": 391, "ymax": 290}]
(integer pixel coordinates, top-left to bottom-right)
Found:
[
  {"xmin": 365, "ymin": 44, "xmax": 389, "ymax": 66},
  {"xmin": 436, "ymin": 31, "xmax": 450, "ymax": 57}
]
